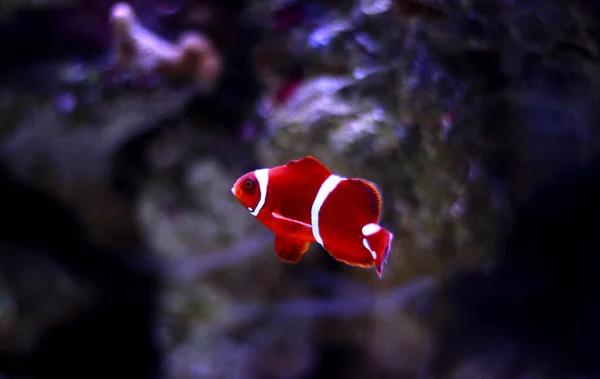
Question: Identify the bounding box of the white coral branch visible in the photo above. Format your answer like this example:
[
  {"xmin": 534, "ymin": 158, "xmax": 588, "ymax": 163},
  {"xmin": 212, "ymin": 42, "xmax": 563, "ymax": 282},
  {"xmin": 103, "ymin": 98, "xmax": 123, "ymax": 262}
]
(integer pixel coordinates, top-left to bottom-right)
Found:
[{"xmin": 109, "ymin": 2, "xmax": 223, "ymax": 91}]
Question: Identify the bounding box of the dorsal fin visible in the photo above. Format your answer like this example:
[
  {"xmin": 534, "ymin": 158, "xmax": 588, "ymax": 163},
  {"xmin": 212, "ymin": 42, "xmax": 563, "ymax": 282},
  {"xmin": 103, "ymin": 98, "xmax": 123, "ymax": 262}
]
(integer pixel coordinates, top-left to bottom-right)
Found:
[
  {"xmin": 285, "ymin": 156, "xmax": 332, "ymax": 178},
  {"xmin": 343, "ymin": 178, "xmax": 382, "ymax": 219}
]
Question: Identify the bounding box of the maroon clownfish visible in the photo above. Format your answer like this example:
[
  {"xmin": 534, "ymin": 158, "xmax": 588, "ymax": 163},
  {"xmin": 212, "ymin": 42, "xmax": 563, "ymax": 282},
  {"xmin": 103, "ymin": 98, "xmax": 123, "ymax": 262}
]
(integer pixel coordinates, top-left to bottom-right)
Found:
[{"xmin": 231, "ymin": 156, "xmax": 394, "ymax": 278}]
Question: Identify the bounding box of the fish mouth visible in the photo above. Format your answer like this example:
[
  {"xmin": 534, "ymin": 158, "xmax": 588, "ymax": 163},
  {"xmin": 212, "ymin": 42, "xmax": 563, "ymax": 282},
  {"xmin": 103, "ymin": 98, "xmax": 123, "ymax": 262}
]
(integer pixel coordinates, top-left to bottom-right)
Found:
[{"xmin": 231, "ymin": 187, "xmax": 236, "ymax": 196}]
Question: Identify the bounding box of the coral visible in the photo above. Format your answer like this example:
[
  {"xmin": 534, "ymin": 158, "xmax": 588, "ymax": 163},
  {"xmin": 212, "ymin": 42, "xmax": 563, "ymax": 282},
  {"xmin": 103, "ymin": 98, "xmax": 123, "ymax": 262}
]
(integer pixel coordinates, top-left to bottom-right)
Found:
[
  {"xmin": 422, "ymin": 155, "xmax": 600, "ymax": 378},
  {"xmin": 5, "ymin": 0, "xmax": 600, "ymax": 377},
  {"xmin": 109, "ymin": 2, "xmax": 223, "ymax": 91},
  {"xmin": 252, "ymin": 0, "xmax": 600, "ymax": 287},
  {"xmin": 246, "ymin": 0, "xmax": 600, "ymax": 376}
]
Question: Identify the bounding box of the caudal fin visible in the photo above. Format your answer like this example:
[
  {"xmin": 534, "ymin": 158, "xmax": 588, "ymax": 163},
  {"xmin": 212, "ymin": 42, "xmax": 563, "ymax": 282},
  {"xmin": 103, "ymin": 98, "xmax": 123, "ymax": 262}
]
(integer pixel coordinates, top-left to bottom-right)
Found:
[{"xmin": 362, "ymin": 223, "xmax": 393, "ymax": 279}]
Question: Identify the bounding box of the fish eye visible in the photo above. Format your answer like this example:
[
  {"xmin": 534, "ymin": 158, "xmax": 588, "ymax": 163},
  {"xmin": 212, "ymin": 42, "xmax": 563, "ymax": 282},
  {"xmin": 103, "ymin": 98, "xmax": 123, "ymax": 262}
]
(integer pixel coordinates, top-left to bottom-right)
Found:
[{"xmin": 243, "ymin": 179, "xmax": 255, "ymax": 190}]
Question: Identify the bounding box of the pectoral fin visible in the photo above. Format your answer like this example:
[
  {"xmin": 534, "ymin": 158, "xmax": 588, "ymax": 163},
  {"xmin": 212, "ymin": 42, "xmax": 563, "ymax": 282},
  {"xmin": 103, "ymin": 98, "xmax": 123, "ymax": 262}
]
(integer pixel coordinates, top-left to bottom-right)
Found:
[
  {"xmin": 272, "ymin": 211, "xmax": 313, "ymax": 240},
  {"xmin": 274, "ymin": 235, "xmax": 310, "ymax": 263}
]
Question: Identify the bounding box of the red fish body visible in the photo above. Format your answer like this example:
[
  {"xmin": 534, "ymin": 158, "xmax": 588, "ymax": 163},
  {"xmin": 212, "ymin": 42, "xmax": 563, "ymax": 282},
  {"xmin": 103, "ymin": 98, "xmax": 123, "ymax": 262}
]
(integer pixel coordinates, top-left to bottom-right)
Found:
[{"xmin": 231, "ymin": 156, "xmax": 394, "ymax": 278}]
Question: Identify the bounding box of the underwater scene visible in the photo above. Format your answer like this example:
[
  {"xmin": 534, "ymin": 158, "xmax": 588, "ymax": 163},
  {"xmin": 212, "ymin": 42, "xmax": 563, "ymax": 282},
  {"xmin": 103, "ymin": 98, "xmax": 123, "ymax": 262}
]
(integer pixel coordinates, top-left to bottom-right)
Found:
[{"xmin": 1, "ymin": 0, "xmax": 600, "ymax": 378}]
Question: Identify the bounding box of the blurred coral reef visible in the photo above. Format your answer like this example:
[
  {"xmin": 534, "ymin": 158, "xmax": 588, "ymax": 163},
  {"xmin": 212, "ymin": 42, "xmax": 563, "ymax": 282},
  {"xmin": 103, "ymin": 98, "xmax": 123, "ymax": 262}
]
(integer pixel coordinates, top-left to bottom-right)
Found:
[{"xmin": 1, "ymin": 0, "xmax": 600, "ymax": 378}]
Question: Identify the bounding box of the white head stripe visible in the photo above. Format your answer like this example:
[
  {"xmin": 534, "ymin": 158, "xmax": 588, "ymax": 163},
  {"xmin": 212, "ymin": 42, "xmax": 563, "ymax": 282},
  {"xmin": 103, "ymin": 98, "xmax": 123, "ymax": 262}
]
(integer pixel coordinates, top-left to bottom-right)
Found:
[
  {"xmin": 311, "ymin": 174, "xmax": 345, "ymax": 247},
  {"xmin": 249, "ymin": 168, "xmax": 269, "ymax": 217}
]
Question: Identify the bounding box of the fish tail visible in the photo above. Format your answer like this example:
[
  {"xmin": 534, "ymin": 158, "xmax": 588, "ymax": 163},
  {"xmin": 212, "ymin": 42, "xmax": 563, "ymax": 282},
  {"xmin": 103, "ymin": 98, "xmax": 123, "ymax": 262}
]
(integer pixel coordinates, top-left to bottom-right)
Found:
[{"xmin": 362, "ymin": 223, "xmax": 393, "ymax": 279}]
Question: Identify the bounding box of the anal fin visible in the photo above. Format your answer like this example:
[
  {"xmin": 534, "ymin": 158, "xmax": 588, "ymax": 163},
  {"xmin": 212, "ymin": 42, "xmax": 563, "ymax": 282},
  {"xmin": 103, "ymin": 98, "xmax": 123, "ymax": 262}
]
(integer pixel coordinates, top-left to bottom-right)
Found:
[{"xmin": 274, "ymin": 235, "xmax": 310, "ymax": 263}]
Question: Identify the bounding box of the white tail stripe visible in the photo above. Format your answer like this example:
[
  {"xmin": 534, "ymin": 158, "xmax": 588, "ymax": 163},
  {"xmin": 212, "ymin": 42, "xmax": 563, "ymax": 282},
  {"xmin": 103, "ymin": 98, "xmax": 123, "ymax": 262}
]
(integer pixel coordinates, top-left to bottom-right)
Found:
[
  {"xmin": 362, "ymin": 223, "xmax": 381, "ymax": 236},
  {"xmin": 311, "ymin": 174, "xmax": 345, "ymax": 247},
  {"xmin": 249, "ymin": 168, "xmax": 269, "ymax": 217},
  {"xmin": 362, "ymin": 238, "xmax": 377, "ymax": 259}
]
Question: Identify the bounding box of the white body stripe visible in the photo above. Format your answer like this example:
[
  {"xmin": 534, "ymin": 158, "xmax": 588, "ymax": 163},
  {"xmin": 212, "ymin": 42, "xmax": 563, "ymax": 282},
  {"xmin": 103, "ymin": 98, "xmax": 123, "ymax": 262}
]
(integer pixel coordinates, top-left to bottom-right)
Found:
[
  {"xmin": 362, "ymin": 239, "xmax": 377, "ymax": 259},
  {"xmin": 249, "ymin": 168, "xmax": 269, "ymax": 217},
  {"xmin": 311, "ymin": 174, "xmax": 345, "ymax": 247}
]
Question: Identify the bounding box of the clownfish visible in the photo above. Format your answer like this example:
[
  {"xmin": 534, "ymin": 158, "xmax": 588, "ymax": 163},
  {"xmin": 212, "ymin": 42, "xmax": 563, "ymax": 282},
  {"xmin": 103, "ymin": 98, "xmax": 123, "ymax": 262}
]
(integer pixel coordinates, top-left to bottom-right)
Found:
[{"xmin": 231, "ymin": 156, "xmax": 393, "ymax": 278}]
